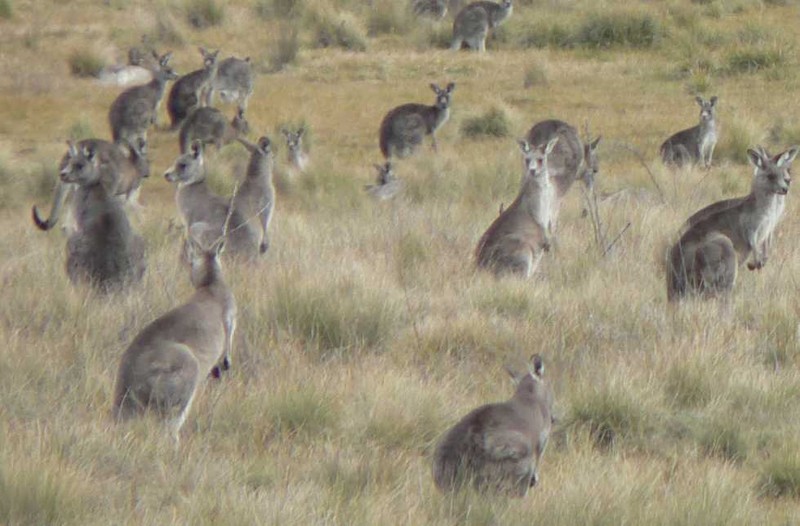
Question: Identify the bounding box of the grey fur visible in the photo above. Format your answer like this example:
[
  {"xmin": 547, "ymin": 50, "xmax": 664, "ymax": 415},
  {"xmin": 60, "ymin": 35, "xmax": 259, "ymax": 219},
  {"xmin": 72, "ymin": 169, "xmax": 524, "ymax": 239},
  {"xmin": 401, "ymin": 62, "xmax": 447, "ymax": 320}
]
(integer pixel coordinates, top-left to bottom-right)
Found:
[
  {"xmin": 365, "ymin": 162, "xmax": 403, "ymax": 201},
  {"xmin": 433, "ymin": 355, "xmax": 555, "ymax": 496},
  {"xmin": 164, "ymin": 141, "xmax": 259, "ymax": 261},
  {"xmin": 666, "ymin": 145, "xmax": 798, "ymax": 301},
  {"xmin": 412, "ymin": 0, "xmax": 448, "ymax": 20},
  {"xmin": 112, "ymin": 227, "xmax": 236, "ymax": 443},
  {"xmin": 206, "ymin": 56, "xmax": 254, "ymax": 110},
  {"xmin": 167, "ymin": 48, "xmax": 220, "ymax": 130},
  {"xmin": 451, "ymin": 0, "xmax": 512, "ymax": 52},
  {"xmin": 53, "ymin": 143, "xmax": 146, "ymax": 290},
  {"xmin": 660, "ymin": 96, "xmax": 718, "ymax": 168},
  {"xmin": 280, "ymin": 127, "xmax": 310, "ymax": 174},
  {"xmin": 108, "ymin": 51, "xmax": 177, "ymax": 144},
  {"xmin": 379, "ymin": 82, "xmax": 455, "ymax": 159},
  {"xmin": 526, "ymin": 120, "xmax": 601, "ymax": 198},
  {"xmin": 233, "ymin": 136, "xmax": 276, "ymax": 254},
  {"xmin": 179, "ymin": 106, "xmax": 250, "ymax": 154}
]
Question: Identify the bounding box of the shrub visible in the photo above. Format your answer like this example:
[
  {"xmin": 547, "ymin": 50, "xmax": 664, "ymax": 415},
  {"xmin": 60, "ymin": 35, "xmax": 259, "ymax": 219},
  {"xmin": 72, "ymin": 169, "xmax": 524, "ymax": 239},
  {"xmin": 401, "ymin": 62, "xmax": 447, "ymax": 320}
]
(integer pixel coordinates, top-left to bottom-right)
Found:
[
  {"xmin": 270, "ymin": 24, "xmax": 300, "ymax": 71},
  {"xmin": 726, "ymin": 46, "xmax": 787, "ymax": 74},
  {"xmin": 461, "ymin": 107, "xmax": 510, "ymax": 139},
  {"xmin": 308, "ymin": 8, "xmax": 368, "ymax": 51},
  {"xmin": 67, "ymin": 50, "xmax": 105, "ymax": 78},
  {"xmin": 0, "ymin": 0, "xmax": 11, "ymax": 19},
  {"xmin": 576, "ymin": 12, "xmax": 662, "ymax": 49},
  {"xmin": 186, "ymin": 0, "xmax": 225, "ymax": 29}
]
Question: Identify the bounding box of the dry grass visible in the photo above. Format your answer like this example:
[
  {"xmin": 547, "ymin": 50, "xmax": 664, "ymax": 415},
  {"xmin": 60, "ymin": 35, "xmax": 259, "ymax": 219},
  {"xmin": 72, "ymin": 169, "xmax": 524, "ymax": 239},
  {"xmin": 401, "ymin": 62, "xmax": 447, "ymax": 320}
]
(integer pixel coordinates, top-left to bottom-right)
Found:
[{"xmin": 3, "ymin": 0, "xmax": 800, "ymax": 524}]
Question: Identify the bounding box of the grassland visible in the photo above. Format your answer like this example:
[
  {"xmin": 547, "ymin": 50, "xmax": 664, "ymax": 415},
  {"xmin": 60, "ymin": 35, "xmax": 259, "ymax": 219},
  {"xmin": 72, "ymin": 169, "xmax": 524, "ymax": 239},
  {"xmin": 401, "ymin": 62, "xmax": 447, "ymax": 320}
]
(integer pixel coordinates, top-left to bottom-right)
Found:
[{"xmin": 2, "ymin": 0, "xmax": 800, "ymax": 524}]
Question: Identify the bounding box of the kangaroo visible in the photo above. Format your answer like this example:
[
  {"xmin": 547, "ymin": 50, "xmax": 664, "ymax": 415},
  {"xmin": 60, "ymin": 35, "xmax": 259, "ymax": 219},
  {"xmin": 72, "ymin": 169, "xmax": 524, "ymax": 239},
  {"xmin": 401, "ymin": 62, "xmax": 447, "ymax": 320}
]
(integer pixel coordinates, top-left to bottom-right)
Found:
[
  {"xmin": 112, "ymin": 223, "xmax": 236, "ymax": 443},
  {"xmin": 475, "ymin": 138, "xmax": 558, "ymax": 278},
  {"xmin": 433, "ymin": 354, "xmax": 555, "ymax": 496},
  {"xmin": 526, "ymin": 120, "xmax": 601, "ymax": 198},
  {"xmin": 50, "ymin": 143, "xmax": 146, "ymax": 290},
  {"xmin": 451, "ymin": 0, "xmax": 513, "ymax": 52},
  {"xmin": 33, "ymin": 138, "xmax": 150, "ymax": 233},
  {"xmin": 364, "ymin": 162, "xmax": 403, "ymax": 201},
  {"xmin": 661, "ymin": 96, "xmax": 718, "ymax": 168},
  {"xmin": 666, "ymin": 145, "xmax": 797, "ymax": 301},
  {"xmin": 108, "ymin": 51, "xmax": 177, "ymax": 144},
  {"xmin": 233, "ymin": 136, "xmax": 275, "ymax": 254},
  {"xmin": 280, "ymin": 127, "xmax": 310, "ymax": 174},
  {"xmin": 164, "ymin": 140, "xmax": 259, "ymax": 261},
  {"xmin": 97, "ymin": 46, "xmax": 153, "ymax": 87},
  {"xmin": 412, "ymin": 0, "xmax": 448, "ymax": 20},
  {"xmin": 205, "ymin": 55, "xmax": 254, "ymax": 110},
  {"xmin": 379, "ymin": 82, "xmax": 455, "ymax": 159},
  {"xmin": 167, "ymin": 47, "xmax": 220, "ymax": 130},
  {"xmin": 179, "ymin": 106, "xmax": 250, "ymax": 154}
]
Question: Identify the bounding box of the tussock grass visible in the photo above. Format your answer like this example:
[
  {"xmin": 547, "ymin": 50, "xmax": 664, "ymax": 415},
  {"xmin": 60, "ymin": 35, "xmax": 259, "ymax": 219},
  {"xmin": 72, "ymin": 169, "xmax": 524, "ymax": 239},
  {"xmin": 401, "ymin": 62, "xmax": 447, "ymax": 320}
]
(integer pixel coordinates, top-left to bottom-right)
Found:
[
  {"xmin": 185, "ymin": 0, "xmax": 225, "ymax": 29},
  {"xmin": 256, "ymin": 0, "xmax": 305, "ymax": 20},
  {"xmin": 461, "ymin": 107, "xmax": 511, "ymax": 139},
  {"xmin": 0, "ymin": 0, "xmax": 11, "ymax": 20},
  {"xmin": 367, "ymin": 0, "xmax": 414, "ymax": 37},
  {"xmin": 67, "ymin": 49, "xmax": 106, "ymax": 78},
  {"xmin": 758, "ymin": 449, "xmax": 800, "ymax": 499},
  {"xmin": 270, "ymin": 24, "xmax": 300, "ymax": 71},
  {"xmin": 576, "ymin": 11, "xmax": 663, "ymax": 49}
]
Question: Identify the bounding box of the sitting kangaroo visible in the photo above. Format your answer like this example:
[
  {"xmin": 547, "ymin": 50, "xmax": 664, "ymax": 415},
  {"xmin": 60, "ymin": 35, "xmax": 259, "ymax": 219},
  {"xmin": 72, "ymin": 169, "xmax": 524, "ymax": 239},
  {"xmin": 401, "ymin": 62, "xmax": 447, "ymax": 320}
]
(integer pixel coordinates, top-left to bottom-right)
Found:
[
  {"xmin": 666, "ymin": 145, "xmax": 798, "ymax": 301},
  {"xmin": 113, "ymin": 223, "xmax": 236, "ymax": 443},
  {"xmin": 433, "ymin": 354, "xmax": 555, "ymax": 496}
]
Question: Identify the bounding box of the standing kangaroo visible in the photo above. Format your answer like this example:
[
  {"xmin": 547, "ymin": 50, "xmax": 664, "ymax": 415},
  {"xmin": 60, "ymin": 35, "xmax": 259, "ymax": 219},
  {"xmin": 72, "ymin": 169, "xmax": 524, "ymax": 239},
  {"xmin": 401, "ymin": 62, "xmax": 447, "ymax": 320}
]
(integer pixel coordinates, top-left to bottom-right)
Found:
[
  {"xmin": 108, "ymin": 51, "xmax": 177, "ymax": 144},
  {"xmin": 33, "ymin": 138, "xmax": 150, "ymax": 233},
  {"xmin": 666, "ymin": 145, "xmax": 797, "ymax": 301},
  {"xmin": 433, "ymin": 355, "xmax": 555, "ymax": 496},
  {"xmin": 451, "ymin": 0, "xmax": 513, "ymax": 52},
  {"xmin": 167, "ymin": 47, "xmax": 220, "ymax": 130},
  {"xmin": 206, "ymin": 55, "xmax": 254, "ymax": 110},
  {"xmin": 179, "ymin": 105, "xmax": 250, "ymax": 154},
  {"xmin": 475, "ymin": 138, "xmax": 558, "ymax": 278},
  {"xmin": 233, "ymin": 136, "xmax": 275, "ymax": 254},
  {"xmin": 379, "ymin": 82, "xmax": 455, "ymax": 159},
  {"xmin": 113, "ymin": 224, "xmax": 236, "ymax": 443},
  {"xmin": 164, "ymin": 141, "xmax": 259, "ymax": 261},
  {"xmin": 660, "ymin": 96, "xmax": 718, "ymax": 168},
  {"xmin": 280, "ymin": 127, "xmax": 310, "ymax": 174},
  {"xmin": 526, "ymin": 120, "xmax": 601, "ymax": 198},
  {"xmin": 48, "ymin": 143, "xmax": 146, "ymax": 290}
]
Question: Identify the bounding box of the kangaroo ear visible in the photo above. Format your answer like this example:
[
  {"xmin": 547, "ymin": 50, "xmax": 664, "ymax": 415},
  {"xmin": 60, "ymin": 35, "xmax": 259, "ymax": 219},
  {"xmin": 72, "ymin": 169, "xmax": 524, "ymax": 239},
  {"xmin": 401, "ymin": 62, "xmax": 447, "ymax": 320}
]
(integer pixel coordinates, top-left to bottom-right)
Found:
[
  {"xmin": 191, "ymin": 140, "xmax": 204, "ymax": 159},
  {"xmin": 83, "ymin": 144, "xmax": 97, "ymax": 162},
  {"xmin": 590, "ymin": 136, "xmax": 602, "ymax": 150},
  {"xmin": 66, "ymin": 140, "xmax": 77, "ymax": 156},
  {"xmin": 710, "ymin": 96, "xmax": 718, "ymax": 106},
  {"xmin": 505, "ymin": 365, "xmax": 520, "ymax": 384},
  {"xmin": 281, "ymin": 128, "xmax": 290, "ymax": 139},
  {"xmin": 297, "ymin": 126, "xmax": 306, "ymax": 138},
  {"xmin": 747, "ymin": 148, "xmax": 766, "ymax": 169},
  {"xmin": 695, "ymin": 95, "xmax": 704, "ymax": 107},
  {"xmin": 160, "ymin": 52, "xmax": 173, "ymax": 65},
  {"xmin": 544, "ymin": 136, "xmax": 559, "ymax": 155},
  {"xmin": 531, "ymin": 354, "xmax": 544, "ymax": 377},
  {"xmin": 446, "ymin": 82, "xmax": 455, "ymax": 92},
  {"xmin": 777, "ymin": 146, "xmax": 800, "ymax": 168},
  {"xmin": 517, "ymin": 139, "xmax": 530, "ymax": 153},
  {"xmin": 430, "ymin": 83, "xmax": 441, "ymax": 94},
  {"xmin": 211, "ymin": 237, "xmax": 226, "ymax": 257},
  {"xmin": 236, "ymin": 106, "xmax": 245, "ymax": 119},
  {"xmin": 137, "ymin": 137, "xmax": 147, "ymax": 151}
]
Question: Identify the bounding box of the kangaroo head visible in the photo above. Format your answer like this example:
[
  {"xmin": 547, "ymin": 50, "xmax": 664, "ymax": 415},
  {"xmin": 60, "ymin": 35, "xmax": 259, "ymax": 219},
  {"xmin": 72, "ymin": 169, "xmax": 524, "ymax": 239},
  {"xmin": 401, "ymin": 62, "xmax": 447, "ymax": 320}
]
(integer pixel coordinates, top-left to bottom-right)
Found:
[
  {"xmin": 186, "ymin": 222, "xmax": 225, "ymax": 288},
  {"xmin": 696, "ymin": 95, "xmax": 718, "ymax": 124},
  {"xmin": 501, "ymin": 0, "xmax": 512, "ymax": 8},
  {"xmin": 164, "ymin": 141, "xmax": 205, "ymax": 185},
  {"xmin": 199, "ymin": 47, "xmax": 220, "ymax": 70},
  {"xmin": 518, "ymin": 137, "xmax": 558, "ymax": 180},
  {"xmin": 581, "ymin": 136, "xmax": 602, "ymax": 190},
  {"xmin": 507, "ymin": 354, "xmax": 550, "ymax": 403},
  {"xmin": 282, "ymin": 127, "xmax": 305, "ymax": 155},
  {"xmin": 373, "ymin": 162, "xmax": 394, "ymax": 184},
  {"xmin": 232, "ymin": 106, "xmax": 250, "ymax": 136},
  {"xmin": 60, "ymin": 141, "xmax": 101, "ymax": 186},
  {"xmin": 430, "ymin": 82, "xmax": 455, "ymax": 111},
  {"xmin": 748, "ymin": 145, "xmax": 798, "ymax": 196},
  {"xmin": 151, "ymin": 51, "xmax": 178, "ymax": 81},
  {"xmin": 125, "ymin": 137, "xmax": 150, "ymax": 178},
  {"xmin": 255, "ymin": 136, "xmax": 272, "ymax": 157}
]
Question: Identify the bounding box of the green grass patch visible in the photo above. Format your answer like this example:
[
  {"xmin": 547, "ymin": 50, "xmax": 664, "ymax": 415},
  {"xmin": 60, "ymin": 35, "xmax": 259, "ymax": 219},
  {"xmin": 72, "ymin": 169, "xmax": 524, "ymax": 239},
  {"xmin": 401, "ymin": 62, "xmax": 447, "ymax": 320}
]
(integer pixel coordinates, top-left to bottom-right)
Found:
[
  {"xmin": 461, "ymin": 107, "xmax": 511, "ymax": 139},
  {"xmin": 576, "ymin": 12, "xmax": 662, "ymax": 49},
  {"xmin": 758, "ymin": 450, "xmax": 800, "ymax": 499},
  {"xmin": 255, "ymin": 0, "xmax": 304, "ymax": 19},
  {"xmin": 267, "ymin": 388, "xmax": 338, "ymax": 439},
  {"xmin": 664, "ymin": 361, "xmax": 712, "ymax": 408},
  {"xmin": 367, "ymin": 0, "xmax": 413, "ymax": 36},
  {"xmin": 568, "ymin": 387, "xmax": 648, "ymax": 449},
  {"xmin": 186, "ymin": 0, "xmax": 225, "ymax": 29},
  {"xmin": 0, "ymin": 0, "xmax": 12, "ymax": 19},
  {"xmin": 270, "ymin": 24, "xmax": 300, "ymax": 72},
  {"xmin": 726, "ymin": 46, "xmax": 788, "ymax": 75},
  {"xmin": 308, "ymin": 9, "xmax": 368, "ymax": 52},
  {"xmin": 67, "ymin": 49, "xmax": 105, "ymax": 78}
]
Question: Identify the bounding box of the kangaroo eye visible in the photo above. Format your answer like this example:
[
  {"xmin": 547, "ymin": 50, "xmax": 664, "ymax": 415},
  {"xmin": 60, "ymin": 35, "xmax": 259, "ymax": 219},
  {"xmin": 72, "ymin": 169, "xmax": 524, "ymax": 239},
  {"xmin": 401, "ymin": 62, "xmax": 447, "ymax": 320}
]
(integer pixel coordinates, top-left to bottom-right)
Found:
[
  {"xmin": 75, "ymin": 162, "xmax": 84, "ymax": 170},
  {"xmin": 178, "ymin": 162, "xmax": 187, "ymax": 171}
]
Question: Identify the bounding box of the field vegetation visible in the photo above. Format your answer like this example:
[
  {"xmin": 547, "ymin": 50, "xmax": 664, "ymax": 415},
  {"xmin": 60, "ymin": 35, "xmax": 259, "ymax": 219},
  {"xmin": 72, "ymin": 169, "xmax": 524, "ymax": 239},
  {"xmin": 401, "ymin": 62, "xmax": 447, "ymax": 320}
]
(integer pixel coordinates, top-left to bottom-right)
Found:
[{"xmin": 2, "ymin": 0, "xmax": 800, "ymax": 523}]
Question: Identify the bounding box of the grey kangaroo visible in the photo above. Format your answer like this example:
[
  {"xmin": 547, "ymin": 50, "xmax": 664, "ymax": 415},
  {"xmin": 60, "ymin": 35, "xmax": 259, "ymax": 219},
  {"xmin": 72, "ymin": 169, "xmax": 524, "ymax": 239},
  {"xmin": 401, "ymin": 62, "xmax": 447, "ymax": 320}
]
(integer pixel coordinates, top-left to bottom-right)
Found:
[
  {"xmin": 451, "ymin": 0, "xmax": 513, "ymax": 52},
  {"xmin": 660, "ymin": 96, "xmax": 718, "ymax": 168},
  {"xmin": 379, "ymin": 82, "xmax": 455, "ymax": 159},
  {"xmin": 233, "ymin": 136, "xmax": 276, "ymax": 254},
  {"xmin": 167, "ymin": 47, "xmax": 220, "ymax": 130}
]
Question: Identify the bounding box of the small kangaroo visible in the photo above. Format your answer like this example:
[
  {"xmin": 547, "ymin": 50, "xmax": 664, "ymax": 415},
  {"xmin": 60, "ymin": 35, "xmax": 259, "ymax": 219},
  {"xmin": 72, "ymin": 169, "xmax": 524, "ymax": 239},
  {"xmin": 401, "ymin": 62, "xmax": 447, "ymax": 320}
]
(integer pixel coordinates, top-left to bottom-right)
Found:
[
  {"xmin": 451, "ymin": 0, "xmax": 513, "ymax": 52},
  {"xmin": 205, "ymin": 55, "xmax": 254, "ymax": 110},
  {"xmin": 379, "ymin": 82, "xmax": 455, "ymax": 159},
  {"xmin": 412, "ymin": 0, "xmax": 448, "ymax": 20},
  {"xmin": 179, "ymin": 106, "xmax": 250, "ymax": 154},
  {"xmin": 49, "ymin": 143, "xmax": 146, "ymax": 290},
  {"xmin": 661, "ymin": 96, "xmax": 718, "ymax": 168},
  {"xmin": 233, "ymin": 136, "xmax": 275, "ymax": 254},
  {"xmin": 526, "ymin": 120, "xmax": 601, "ymax": 198},
  {"xmin": 280, "ymin": 127, "xmax": 310, "ymax": 174},
  {"xmin": 433, "ymin": 354, "xmax": 555, "ymax": 496},
  {"xmin": 475, "ymin": 138, "xmax": 558, "ymax": 278},
  {"xmin": 164, "ymin": 141, "xmax": 259, "ymax": 261},
  {"xmin": 97, "ymin": 46, "xmax": 153, "ymax": 87},
  {"xmin": 364, "ymin": 162, "xmax": 403, "ymax": 201},
  {"xmin": 167, "ymin": 47, "xmax": 220, "ymax": 130},
  {"xmin": 33, "ymin": 138, "xmax": 150, "ymax": 233},
  {"xmin": 108, "ymin": 51, "xmax": 177, "ymax": 144},
  {"xmin": 112, "ymin": 223, "xmax": 236, "ymax": 443},
  {"xmin": 666, "ymin": 145, "xmax": 797, "ymax": 301}
]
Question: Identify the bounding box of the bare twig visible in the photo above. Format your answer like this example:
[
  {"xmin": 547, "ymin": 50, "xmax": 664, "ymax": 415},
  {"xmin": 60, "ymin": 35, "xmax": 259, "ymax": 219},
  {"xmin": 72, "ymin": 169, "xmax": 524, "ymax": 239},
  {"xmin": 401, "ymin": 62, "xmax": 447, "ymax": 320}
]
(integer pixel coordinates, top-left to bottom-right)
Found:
[
  {"xmin": 602, "ymin": 221, "xmax": 631, "ymax": 258},
  {"xmin": 618, "ymin": 142, "xmax": 666, "ymax": 204},
  {"xmin": 221, "ymin": 182, "xmax": 240, "ymax": 240}
]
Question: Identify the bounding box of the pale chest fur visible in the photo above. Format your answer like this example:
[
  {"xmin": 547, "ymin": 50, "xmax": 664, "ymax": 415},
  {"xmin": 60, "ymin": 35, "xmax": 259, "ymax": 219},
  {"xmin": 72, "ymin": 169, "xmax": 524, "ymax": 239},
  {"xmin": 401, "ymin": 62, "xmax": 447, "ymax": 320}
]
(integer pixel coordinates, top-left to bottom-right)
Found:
[
  {"xmin": 743, "ymin": 195, "xmax": 784, "ymax": 250},
  {"xmin": 525, "ymin": 178, "xmax": 555, "ymax": 232}
]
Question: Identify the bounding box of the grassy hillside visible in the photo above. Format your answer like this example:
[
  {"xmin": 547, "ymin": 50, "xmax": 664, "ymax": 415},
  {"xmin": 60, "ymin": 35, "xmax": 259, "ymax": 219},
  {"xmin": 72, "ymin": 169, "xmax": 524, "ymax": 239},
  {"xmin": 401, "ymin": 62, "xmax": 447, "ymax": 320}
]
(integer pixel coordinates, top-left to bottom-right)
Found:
[{"xmin": 2, "ymin": 0, "xmax": 800, "ymax": 524}]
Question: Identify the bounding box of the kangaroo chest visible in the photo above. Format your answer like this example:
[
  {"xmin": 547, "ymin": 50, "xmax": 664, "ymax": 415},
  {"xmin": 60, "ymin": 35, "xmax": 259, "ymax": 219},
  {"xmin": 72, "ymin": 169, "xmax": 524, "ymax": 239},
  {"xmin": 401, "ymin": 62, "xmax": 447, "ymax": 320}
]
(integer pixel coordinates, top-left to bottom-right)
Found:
[{"xmin": 742, "ymin": 195, "xmax": 784, "ymax": 249}]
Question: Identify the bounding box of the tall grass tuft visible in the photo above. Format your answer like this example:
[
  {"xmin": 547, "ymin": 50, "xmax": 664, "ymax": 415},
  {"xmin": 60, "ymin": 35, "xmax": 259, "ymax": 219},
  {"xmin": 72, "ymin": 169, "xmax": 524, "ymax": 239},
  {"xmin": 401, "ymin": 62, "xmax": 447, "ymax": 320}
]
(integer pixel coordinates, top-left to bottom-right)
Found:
[
  {"xmin": 255, "ymin": 0, "xmax": 305, "ymax": 19},
  {"xmin": 367, "ymin": 0, "xmax": 413, "ymax": 36},
  {"xmin": 186, "ymin": 0, "xmax": 225, "ymax": 29},
  {"xmin": 461, "ymin": 107, "xmax": 511, "ymax": 139},
  {"xmin": 664, "ymin": 361, "xmax": 712, "ymax": 408},
  {"xmin": 758, "ymin": 449, "xmax": 800, "ymax": 499},
  {"xmin": 697, "ymin": 418, "xmax": 748, "ymax": 463},
  {"xmin": 308, "ymin": 8, "xmax": 368, "ymax": 52},
  {"xmin": 270, "ymin": 24, "xmax": 300, "ymax": 71},
  {"xmin": 268, "ymin": 387, "xmax": 339, "ymax": 439},
  {"xmin": 568, "ymin": 386, "xmax": 648, "ymax": 449},
  {"xmin": 725, "ymin": 45, "xmax": 788, "ymax": 75},
  {"xmin": 67, "ymin": 49, "xmax": 105, "ymax": 78},
  {"xmin": 0, "ymin": 0, "xmax": 12, "ymax": 19},
  {"xmin": 576, "ymin": 12, "xmax": 662, "ymax": 49}
]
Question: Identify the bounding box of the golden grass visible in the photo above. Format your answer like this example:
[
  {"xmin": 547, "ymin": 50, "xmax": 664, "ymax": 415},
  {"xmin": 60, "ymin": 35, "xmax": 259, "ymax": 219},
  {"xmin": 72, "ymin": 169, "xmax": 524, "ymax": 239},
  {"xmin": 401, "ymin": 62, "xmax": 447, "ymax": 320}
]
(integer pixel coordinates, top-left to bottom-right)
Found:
[{"xmin": 3, "ymin": 0, "xmax": 800, "ymax": 523}]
